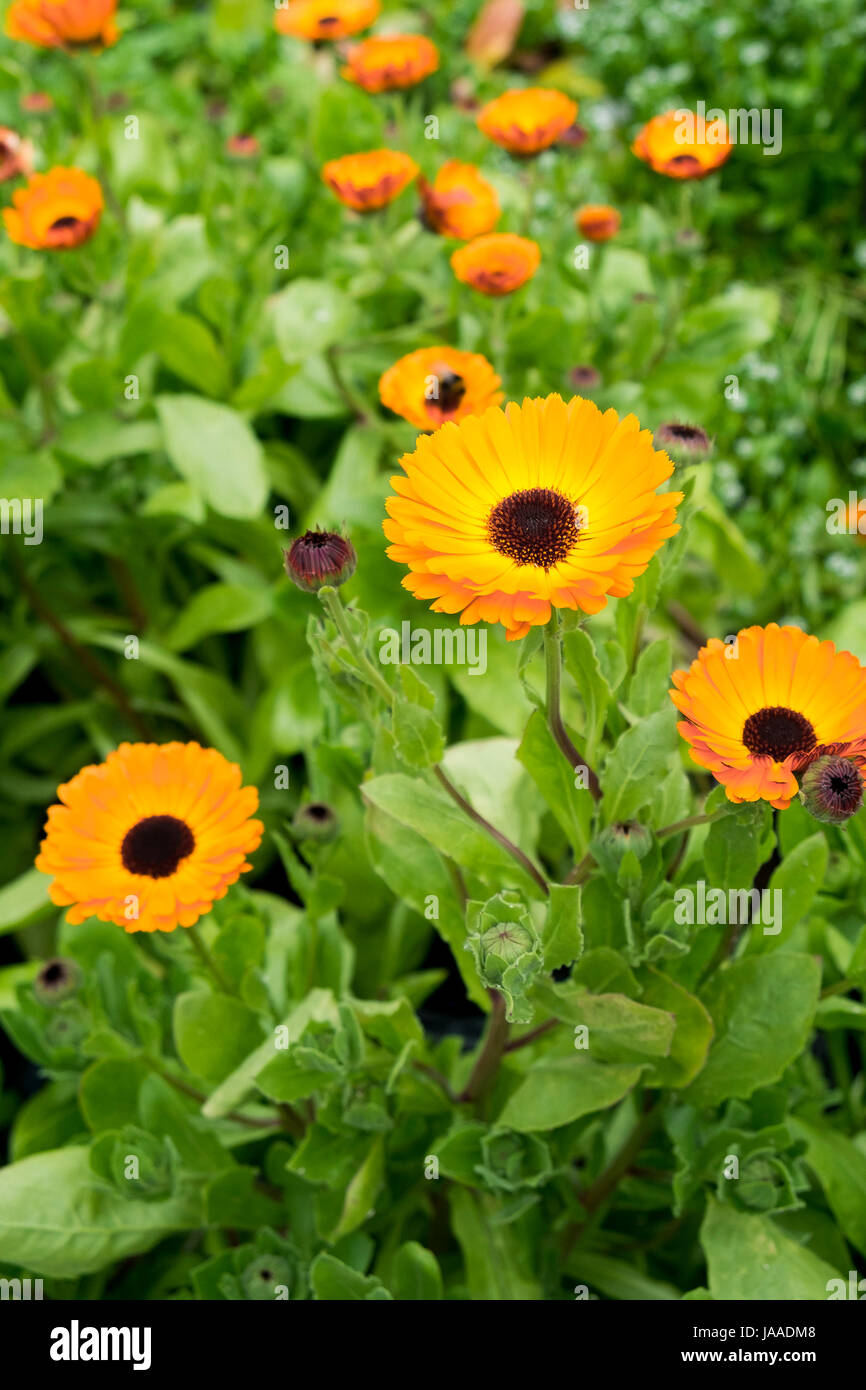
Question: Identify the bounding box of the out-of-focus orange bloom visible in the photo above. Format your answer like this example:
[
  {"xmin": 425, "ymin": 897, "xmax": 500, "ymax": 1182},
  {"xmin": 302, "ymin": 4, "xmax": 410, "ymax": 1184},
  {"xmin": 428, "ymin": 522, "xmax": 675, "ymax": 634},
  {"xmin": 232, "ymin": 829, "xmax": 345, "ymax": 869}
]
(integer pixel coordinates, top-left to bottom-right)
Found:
[
  {"xmin": 275, "ymin": 0, "xmax": 379, "ymax": 41},
  {"xmin": 477, "ymin": 87, "xmax": 577, "ymax": 155},
  {"xmin": 3, "ymin": 166, "xmax": 103, "ymax": 250},
  {"xmin": 632, "ymin": 109, "xmax": 732, "ymax": 179},
  {"xmin": 0, "ymin": 128, "xmax": 34, "ymax": 183},
  {"xmin": 322, "ymin": 149, "xmax": 419, "ymax": 211},
  {"xmin": 379, "ymin": 346, "xmax": 503, "ymax": 430},
  {"xmin": 575, "ymin": 204, "xmax": 621, "ymax": 242},
  {"xmin": 226, "ymin": 134, "xmax": 260, "ymax": 159},
  {"xmin": 418, "ymin": 160, "xmax": 500, "ymax": 240},
  {"xmin": 451, "ymin": 232, "xmax": 540, "ymax": 296},
  {"xmin": 20, "ymin": 92, "xmax": 54, "ymax": 113},
  {"xmin": 5, "ymin": 0, "xmax": 118, "ymax": 48},
  {"xmin": 342, "ymin": 34, "xmax": 439, "ymax": 93}
]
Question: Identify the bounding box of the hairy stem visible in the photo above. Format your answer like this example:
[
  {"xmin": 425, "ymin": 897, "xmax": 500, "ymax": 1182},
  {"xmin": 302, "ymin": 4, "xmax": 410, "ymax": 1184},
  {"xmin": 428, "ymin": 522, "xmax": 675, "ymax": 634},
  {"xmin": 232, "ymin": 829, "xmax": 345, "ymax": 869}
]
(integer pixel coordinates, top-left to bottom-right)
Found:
[
  {"xmin": 459, "ymin": 990, "xmax": 509, "ymax": 1105},
  {"xmin": 543, "ymin": 619, "xmax": 601, "ymax": 800}
]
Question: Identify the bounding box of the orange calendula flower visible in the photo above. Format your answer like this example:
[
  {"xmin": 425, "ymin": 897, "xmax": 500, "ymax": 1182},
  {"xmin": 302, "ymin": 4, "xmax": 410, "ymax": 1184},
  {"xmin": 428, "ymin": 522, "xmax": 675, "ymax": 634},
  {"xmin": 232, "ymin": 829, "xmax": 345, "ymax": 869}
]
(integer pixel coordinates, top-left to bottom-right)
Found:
[
  {"xmin": 36, "ymin": 743, "xmax": 264, "ymax": 934},
  {"xmin": 379, "ymin": 346, "xmax": 503, "ymax": 430},
  {"xmin": 384, "ymin": 393, "xmax": 682, "ymax": 641},
  {"xmin": 575, "ymin": 204, "xmax": 621, "ymax": 242},
  {"xmin": 670, "ymin": 624, "xmax": 866, "ymax": 810},
  {"xmin": 3, "ymin": 166, "xmax": 103, "ymax": 250},
  {"xmin": 477, "ymin": 87, "xmax": 577, "ymax": 155},
  {"xmin": 342, "ymin": 34, "xmax": 439, "ymax": 93},
  {"xmin": 322, "ymin": 148, "xmax": 419, "ymax": 211},
  {"xmin": 451, "ymin": 232, "xmax": 540, "ymax": 296},
  {"xmin": 275, "ymin": 0, "xmax": 379, "ymax": 41},
  {"xmin": 5, "ymin": 0, "xmax": 118, "ymax": 48},
  {"xmin": 0, "ymin": 127, "xmax": 34, "ymax": 183},
  {"xmin": 632, "ymin": 109, "xmax": 732, "ymax": 179},
  {"xmin": 418, "ymin": 160, "xmax": 500, "ymax": 240}
]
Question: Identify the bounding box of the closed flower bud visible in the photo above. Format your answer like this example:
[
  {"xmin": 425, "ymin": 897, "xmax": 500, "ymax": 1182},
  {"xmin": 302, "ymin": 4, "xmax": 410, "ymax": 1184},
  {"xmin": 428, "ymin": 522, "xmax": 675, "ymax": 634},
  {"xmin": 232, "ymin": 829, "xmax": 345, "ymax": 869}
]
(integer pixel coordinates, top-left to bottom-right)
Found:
[
  {"xmin": 568, "ymin": 364, "xmax": 602, "ymax": 392},
  {"xmin": 34, "ymin": 956, "xmax": 80, "ymax": 1006},
  {"xmin": 653, "ymin": 421, "xmax": 712, "ymax": 464},
  {"xmin": 241, "ymin": 1254, "xmax": 292, "ymax": 1301},
  {"xmin": 292, "ymin": 801, "xmax": 340, "ymax": 842},
  {"xmin": 800, "ymin": 754, "xmax": 864, "ymax": 825},
  {"xmin": 284, "ymin": 530, "xmax": 356, "ymax": 593},
  {"xmin": 478, "ymin": 920, "xmax": 536, "ymax": 976},
  {"xmin": 597, "ymin": 821, "xmax": 652, "ymax": 863}
]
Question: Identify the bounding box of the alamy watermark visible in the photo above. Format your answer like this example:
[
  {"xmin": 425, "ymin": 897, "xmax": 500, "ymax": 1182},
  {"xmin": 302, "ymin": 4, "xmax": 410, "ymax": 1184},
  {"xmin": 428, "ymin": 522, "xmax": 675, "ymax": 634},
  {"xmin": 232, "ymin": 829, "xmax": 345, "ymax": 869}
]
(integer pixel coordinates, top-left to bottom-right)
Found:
[
  {"xmin": 674, "ymin": 879, "xmax": 782, "ymax": 935},
  {"xmin": 0, "ymin": 497, "xmax": 42, "ymax": 545},
  {"xmin": 379, "ymin": 621, "xmax": 487, "ymax": 676},
  {"xmin": 675, "ymin": 102, "xmax": 782, "ymax": 156}
]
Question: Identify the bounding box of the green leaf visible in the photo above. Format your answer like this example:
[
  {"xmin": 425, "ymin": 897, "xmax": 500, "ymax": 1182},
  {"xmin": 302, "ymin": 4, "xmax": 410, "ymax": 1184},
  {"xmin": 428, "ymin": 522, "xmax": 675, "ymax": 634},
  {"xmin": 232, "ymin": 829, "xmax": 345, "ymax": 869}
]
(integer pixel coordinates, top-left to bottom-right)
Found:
[
  {"xmin": 329, "ymin": 1135, "xmax": 385, "ymax": 1241},
  {"xmin": 392, "ymin": 697, "xmax": 445, "ymax": 769},
  {"xmin": 310, "ymin": 1252, "xmax": 392, "ymax": 1301},
  {"xmin": 517, "ymin": 710, "xmax": 591, "ymax": 856},
  {"xmin": 570, "ymin": 1252, "xmax": 679, "ymax": 1300},
  {"xmin": 0, "ymin": 1146, "xmax": 201, "ymax": 1277},
  {"xmin": 749, "ymin": 833, "xmax": 828, "ymax": 953},
  {"xmin": 703, "ymin": 803, "xmax": 773, "ymax": 889},
  {"xmin": 448, "ymin": 1188, "xmax": 541, "ymax": 1300},
  {"xmin": 498, "ymin": 1054, "xmax": 643, "ymax": 1132},
  {"xmin": 155, "ymin": 312, "xmax": 230, "ymax": 396},
  {"xmin": 637, "ymin": 967, "xmax": 714, "ymax": 1088},
  {"xmin": 155, "ymin": 394, "xmax": 268, "ymax": 519},
  {"xmin": 390, "ymin": 1241, "xmax": 443, "ymax": 1300},
  {"xmin": 600, "ymin": 709, "xmax": 678, "ymax": 825},
  {"xmin": 562, "ymin": 626, "xmax": 613, "ymax": 761},
  {"xmin": 684, "ymin": 954, "xmax": 820, "ymax": 1108},
  {"xmin": 0, "ymin": 867, "xmax": 52, "ymax": 936},
  {"xmin": 625, "ymin": 637, "xmax": 673, "ymax": 719},
  {"xmin": 164, "ymin": 583, "xmax": 273, "ymax": 652},
  {"xmin": 541, "ymin": 884, "xmax": 584, "ymax": 972},
  {"xmin": 361, "ymin": 772, "xmax": 544, "ymax": 899},
  {"xmin": 701, "ymin": 1197, "xmax": 841, "ymax": 1301},
  {"xmin": 789, "ymin": 1118, "xmax": 866, "ymax": 1257},
  {"xmin": 173, "ymin": 992, "xmax": 266, "ymax": 1085},
  {"xmin": 271, "ymin": 279, "xmax": 356, "ymax": 362}
]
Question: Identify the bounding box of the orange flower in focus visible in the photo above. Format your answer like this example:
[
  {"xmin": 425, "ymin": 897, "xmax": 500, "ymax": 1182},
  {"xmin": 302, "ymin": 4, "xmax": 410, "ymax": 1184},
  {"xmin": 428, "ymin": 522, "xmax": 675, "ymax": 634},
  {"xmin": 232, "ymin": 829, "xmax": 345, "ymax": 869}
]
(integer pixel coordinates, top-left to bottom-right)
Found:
[
  {"xmin": 322, "ymin": 149, "xmax": 419, "ymax": 211},
  {"xmin": 36, "ymin": 742, "xmax": 263, "ymax": 934},
  {"xmin": 342, "ymin": 34, "xmax": 439, "ymax": 93},
  {"xmin": 0, "ymin": 128, "xmax": 34, "ymax": 183},
  {"xmin": 419, "ymin": 161, "xmax": 500, "ymax": 240},
  {"xmin": 477, "ymin": 87, "xmax": 577, "ymax": 155},
  {"xmin": 632, "ymin": 109, "xmax": 732, "ymax": 179},
  {"xmin": 575, "ymin": 204, "xmax": 621, "ymax": 242},
  {"xmin": 379, "ymin": 346, "xmax": 503, "ymax": 430},
  {"xmin": 451, "ymin": 232, "xmax": 539, "ymax": 296},
  {"xmin": 5, "ymin": 0, "xmax": 118, "ymax": 48},
  {"xmin": 3, "ymin": 167, "xmax": 103, "ymax": 250},
  {"xmin": 275, "ymin": 0, "xmax": 379, "ymax": 41}
]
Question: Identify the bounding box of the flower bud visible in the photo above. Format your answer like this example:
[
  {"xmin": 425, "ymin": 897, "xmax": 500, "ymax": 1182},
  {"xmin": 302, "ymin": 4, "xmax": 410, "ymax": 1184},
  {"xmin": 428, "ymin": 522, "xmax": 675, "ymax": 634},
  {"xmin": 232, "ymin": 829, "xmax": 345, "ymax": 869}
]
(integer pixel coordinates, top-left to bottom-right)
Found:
[
  {"xmin": 292, "ymin": 801, "xmax": 340, "ymax": 843},
  {"xmin": 597, "ymin": 821, "xmax": 652, "ymax": 863},
  {"xmin": 241, "ymin": 1254, "xmax": 292, "ymax": 1301},
  {"xmin": 568, "ymin": 364, "xmax": 602, "ymax": 393},
  {"xmin": 654, "ymin": 421, "xmax": 712, "ymax": 465},
  {"xmin": 284, "ymin": 530, "xmax": 356, "ymax": 593},
  {"xmin": 799, "ymin": 754, "xmax": 864, "ymax": 825},
  {"xmin": 34, "ymin": 957, "xmax": 81, "ymax": 1006},
  {"xmin": 465, "ymin": 893, "xmax": 543, "ymax": 1022}
]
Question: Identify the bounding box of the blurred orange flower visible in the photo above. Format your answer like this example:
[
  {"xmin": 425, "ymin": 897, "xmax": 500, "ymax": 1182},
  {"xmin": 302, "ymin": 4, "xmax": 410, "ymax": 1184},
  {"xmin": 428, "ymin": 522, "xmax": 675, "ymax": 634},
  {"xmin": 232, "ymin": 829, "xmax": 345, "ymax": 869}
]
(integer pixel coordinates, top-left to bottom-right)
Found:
[
  {"xmin": 632, "ymin": 109, "xmax": 732, "ymax": 179},
  {"xmin": 477, "ymin": 87, "xmax": 577, "ymax": 155},
  {"xmin": 322, "ymin": 149, "xmax": 419, "ymax": 211},
  {"xmin": 379, "ymin": 346, "xmax": 503, "ymax": 429},
  {"xmin": 5, "ymin": 0, "xmax": 118, "ymax": 48},
  {"xmin": 342, "ymin": 34, "xmax": 439, "ymax": 93},
  {"xmin": 226, "ymin": 134, "xmax": 260, "ymax": 159},
  {"xmin": 451, "ymin": 232, "xmax": 540, "ymax": 296},
  {"xmin": 275, "ymin": 0, "xmax": 379, "ymax": 41},
  {"xmin": 419, "ymin": 160, "xmax": 500, "ymax": 239},
  {"xmin": 3, "ymin": 166, "xmax": 103, "ymax": 250},
  {"xmin": 575, "ymin": 204, "xmax": 621, "ymax": 242},
  {"xmin": 0, "ymin": 127, "xmax": 34, "ymax": 183}
]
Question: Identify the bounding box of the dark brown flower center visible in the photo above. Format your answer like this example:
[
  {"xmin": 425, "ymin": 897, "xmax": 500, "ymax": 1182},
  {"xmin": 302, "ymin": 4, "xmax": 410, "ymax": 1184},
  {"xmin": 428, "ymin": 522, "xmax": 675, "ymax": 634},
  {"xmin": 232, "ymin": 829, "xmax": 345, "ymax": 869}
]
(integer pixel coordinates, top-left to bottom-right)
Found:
[
  {"xmin": 824, "ymin": 762, "xmax": 863, "ymax": 813},
  {"xmin": 50, "ymin": 216, "xmax": 82, "ymax": 231},
  {"xmin": 487, "ymin": 487, "xmax": 581, "ymax": 569},
  {"xmin": 431, "ymin": 369, "xmax": 466, "ymax": 415},
  {"xmin": 121, "ymin": 815, "xmax": 195, "ymax": 878},
  {"xmin": 742, "ymin": 706, "xmax": 817, "ymax": 762}
]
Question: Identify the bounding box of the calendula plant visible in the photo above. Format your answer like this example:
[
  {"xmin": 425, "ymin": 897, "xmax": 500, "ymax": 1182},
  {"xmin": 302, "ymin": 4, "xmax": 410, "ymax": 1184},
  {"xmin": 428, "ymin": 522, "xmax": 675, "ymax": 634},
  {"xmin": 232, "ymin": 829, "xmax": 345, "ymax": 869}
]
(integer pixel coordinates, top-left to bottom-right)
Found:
[{"xmin": 1, "ymin": 0, "xmax": 865, "ymax": 1305}]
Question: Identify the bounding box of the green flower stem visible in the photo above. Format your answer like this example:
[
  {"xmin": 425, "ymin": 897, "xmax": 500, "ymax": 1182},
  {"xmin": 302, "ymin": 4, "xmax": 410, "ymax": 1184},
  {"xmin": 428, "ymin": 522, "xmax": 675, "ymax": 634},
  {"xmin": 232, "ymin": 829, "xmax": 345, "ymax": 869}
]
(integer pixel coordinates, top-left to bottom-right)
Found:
[
  {"xmin": 320, "ymin": 587, "xmax": 550, "ymax": 897},
  {"xmin": 543, "ymin": 618, "xmax": 601, "ymax": 800},
  {"xmin": 319, "ymin": 586, "xmax": 395, "ymax": 705},
  {"xmin": 80, "ymin": 53, "xmax": 127, "ymax": 232},
  {"xmin": 459, "ymin": 989, "xmax": 509, "ymax": 1105},
  {"xmin": 656, "ymin": 807, "xmax": 730, "ymax": 840},
  {"xmin": 187, "ymin": 923, "xmax": 236, "ymax": 996},
  {"xmin": 324, "ymin": 344, "xmax": 369, "ymax": 423}
]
